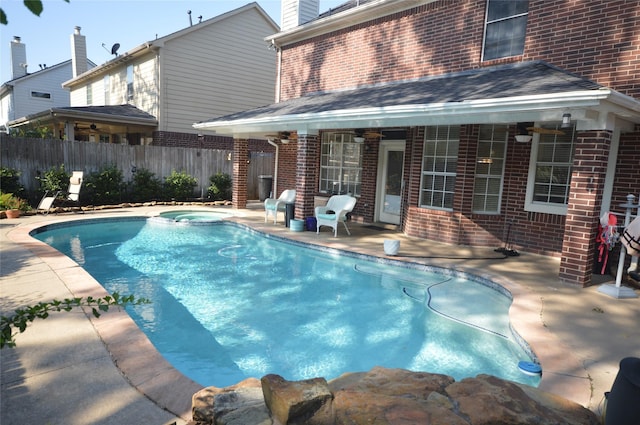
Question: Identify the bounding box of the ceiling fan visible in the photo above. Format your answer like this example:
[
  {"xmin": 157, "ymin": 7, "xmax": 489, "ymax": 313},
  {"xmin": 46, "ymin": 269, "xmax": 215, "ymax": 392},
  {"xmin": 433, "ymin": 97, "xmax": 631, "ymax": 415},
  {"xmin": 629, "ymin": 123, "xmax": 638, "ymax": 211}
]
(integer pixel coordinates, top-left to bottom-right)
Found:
[
  {"xmin": 265, "ymin": 131, "xmax": 298, "ymax": 143},
  {"xmin": 334, "ymin": 129, "xmax": 385, "ymax": 142},
  {"xmin": 74, "ymin": 123, "xmax": 100, "ymax": 132}
]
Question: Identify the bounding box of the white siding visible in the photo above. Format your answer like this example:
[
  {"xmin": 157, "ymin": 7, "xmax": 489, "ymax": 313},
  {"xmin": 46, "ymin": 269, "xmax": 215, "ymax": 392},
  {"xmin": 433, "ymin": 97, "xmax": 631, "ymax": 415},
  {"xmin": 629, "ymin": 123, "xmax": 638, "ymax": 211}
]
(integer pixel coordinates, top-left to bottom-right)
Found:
[
  {"xmin": 159, "ymin": 7, "xmax": 277, "ymax": 133},
  {"xmin": 0, "ymin": 92, "xmax": 12, "ymax": 128},
  {"xmin": 131, "ymin": 54, "xmax": 159, "ymax": 117},
  {"xmin": 10, "ymin": 64, "xmax": 73, "ymax": 118}
]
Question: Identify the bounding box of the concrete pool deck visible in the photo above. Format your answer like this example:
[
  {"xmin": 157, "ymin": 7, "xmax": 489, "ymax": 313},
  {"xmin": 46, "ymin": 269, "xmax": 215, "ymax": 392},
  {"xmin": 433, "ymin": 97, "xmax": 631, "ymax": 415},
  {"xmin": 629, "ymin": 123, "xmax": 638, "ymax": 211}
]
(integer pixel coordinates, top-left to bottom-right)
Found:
[{"xmin": 1, "ymin": 204, "xmax": 638, "ymax": 424}]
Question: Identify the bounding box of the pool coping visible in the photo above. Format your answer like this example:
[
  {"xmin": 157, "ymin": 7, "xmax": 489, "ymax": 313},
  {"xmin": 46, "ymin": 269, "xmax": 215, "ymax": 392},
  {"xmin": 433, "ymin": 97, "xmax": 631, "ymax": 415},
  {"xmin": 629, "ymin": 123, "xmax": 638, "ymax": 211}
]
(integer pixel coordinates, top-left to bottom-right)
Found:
[{"xmin": 6, "ymin": 209, "xmax": 593, "ymax": 419}]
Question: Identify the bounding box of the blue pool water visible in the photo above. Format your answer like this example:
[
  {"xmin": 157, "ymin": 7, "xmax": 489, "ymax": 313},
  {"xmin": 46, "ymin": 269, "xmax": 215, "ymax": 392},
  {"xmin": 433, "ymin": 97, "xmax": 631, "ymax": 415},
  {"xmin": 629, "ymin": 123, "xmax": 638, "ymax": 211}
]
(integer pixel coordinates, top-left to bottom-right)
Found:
[
  {"xmin": 153, "ymin": 209, "xmax": 234, "ymax": 223},
  {"xmin": 32, "ymin": 217, "xmax": 540, "ymax": 388}
]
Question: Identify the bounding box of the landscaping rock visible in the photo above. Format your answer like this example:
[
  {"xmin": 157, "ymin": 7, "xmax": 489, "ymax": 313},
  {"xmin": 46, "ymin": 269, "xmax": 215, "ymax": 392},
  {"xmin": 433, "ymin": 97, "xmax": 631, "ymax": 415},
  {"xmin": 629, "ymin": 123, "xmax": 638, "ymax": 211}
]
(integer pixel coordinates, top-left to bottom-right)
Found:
[{"xmin": 190, "ymin": 367, "xmax": 600, "ymax": 425}]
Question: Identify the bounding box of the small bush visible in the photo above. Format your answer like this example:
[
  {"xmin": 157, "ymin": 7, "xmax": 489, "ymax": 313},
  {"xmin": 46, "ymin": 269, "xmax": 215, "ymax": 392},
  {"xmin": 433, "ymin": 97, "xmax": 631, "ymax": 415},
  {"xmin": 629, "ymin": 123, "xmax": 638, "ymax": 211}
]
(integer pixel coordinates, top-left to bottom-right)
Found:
[
  {"xmin": 83, "ymin": 165, "xmax": 124, "ymax": 205},
  {"xmin": 207, "ymin": 173, "xmax": 232, "ymax": 201},
  {"xmin": 36, "ymin": 164, "xmax": 70, "ymax": 194},
  {"xmin": 130, "ymin": 168, "xmax": 163, "ymax": 202},
  {"xmin": 164, "ymin": 170, "xmax": 197, "ymax": 201},
  {"xmin": 0, "ymin": 167, "xmax": 25, "ymax": 197},
  {"xmin": 0, "ymin": 191, "xmax": 31, "ymax": 211}
]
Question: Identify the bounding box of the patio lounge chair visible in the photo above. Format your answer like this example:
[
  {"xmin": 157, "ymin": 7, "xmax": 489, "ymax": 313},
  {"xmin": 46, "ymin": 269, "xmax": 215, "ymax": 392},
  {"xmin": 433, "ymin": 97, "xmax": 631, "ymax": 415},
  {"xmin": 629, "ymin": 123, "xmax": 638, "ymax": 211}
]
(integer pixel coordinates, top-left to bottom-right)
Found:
[
  {"xmin": 264, "ymin": 189, "xmax": 296, "ymax": 224},
  {"xmin": 315, "ymin": 194, "xmax": 357, "ymax": 237},
  {"xmin": 37, "ymin": 171, "xmax": 84, "ymax": 214},
  {"xmin": 36, "ymin": 190, "xmax": 58, "ymax": 214}
]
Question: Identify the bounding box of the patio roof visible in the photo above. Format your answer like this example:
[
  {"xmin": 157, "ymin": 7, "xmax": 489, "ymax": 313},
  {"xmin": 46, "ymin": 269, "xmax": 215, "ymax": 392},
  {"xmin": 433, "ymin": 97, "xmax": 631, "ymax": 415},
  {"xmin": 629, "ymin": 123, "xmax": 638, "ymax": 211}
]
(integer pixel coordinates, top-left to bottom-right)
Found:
[
  {"xmin": 7, "ymin": 104, "xmax": 158, "ymax": 129},
  {"xmin": 193, "ymin": 61, "xmax": 640, "ymax": 137}
]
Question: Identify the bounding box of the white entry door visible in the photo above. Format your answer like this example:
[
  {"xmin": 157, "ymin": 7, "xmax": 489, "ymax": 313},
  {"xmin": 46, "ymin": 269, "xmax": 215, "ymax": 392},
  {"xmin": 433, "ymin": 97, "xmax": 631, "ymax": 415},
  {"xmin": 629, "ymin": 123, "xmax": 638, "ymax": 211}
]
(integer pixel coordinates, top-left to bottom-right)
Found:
[{"xmin": 377, "ymin": 141, "xmax": 406, "ymax": 224}]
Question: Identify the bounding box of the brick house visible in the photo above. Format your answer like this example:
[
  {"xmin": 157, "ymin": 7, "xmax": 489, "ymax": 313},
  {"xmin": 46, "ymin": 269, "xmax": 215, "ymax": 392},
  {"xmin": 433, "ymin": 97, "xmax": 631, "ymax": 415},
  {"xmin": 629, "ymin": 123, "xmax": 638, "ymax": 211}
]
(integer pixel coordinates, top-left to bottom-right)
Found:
[{"xmin": 195, "ymin": 0, "xmax": 640, "ymax": 286}]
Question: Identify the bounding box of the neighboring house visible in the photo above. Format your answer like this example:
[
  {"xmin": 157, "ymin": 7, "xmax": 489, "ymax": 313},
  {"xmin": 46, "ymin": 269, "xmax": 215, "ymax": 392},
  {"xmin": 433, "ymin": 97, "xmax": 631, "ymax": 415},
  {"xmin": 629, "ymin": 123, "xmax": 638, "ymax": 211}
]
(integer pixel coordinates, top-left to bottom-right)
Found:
[
  {"xmin": 0, "ymin": 33, "xmax": 96, "ymax": 133},
  {"xmin": 195, "ymin": 0, "xmax": 640, "ymax": 287},
  {"xmin": 8, "ymin": 2, "xmax": 278, "ymax": 146}
]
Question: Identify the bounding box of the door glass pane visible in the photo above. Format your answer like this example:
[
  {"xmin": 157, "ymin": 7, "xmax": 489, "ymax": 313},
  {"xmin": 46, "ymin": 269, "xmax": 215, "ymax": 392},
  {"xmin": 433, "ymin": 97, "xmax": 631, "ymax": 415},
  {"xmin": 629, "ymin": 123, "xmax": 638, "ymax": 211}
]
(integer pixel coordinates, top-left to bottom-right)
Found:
[{"xmin": 383, "ymin": 150, "xmax": 404, "ymax": 215}]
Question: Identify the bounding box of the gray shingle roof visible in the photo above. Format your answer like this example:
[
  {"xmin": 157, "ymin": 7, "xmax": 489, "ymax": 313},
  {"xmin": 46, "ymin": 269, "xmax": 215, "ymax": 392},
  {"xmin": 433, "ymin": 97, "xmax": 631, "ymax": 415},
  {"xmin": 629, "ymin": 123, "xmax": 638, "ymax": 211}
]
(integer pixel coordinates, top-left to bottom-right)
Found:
[
  {"xmin": 54, "ymin": 104, "xmax": 157, "ymax": 120},
  {"xmin": 197, "ymin": 61, "xmax": 602, "ymax": 125}
]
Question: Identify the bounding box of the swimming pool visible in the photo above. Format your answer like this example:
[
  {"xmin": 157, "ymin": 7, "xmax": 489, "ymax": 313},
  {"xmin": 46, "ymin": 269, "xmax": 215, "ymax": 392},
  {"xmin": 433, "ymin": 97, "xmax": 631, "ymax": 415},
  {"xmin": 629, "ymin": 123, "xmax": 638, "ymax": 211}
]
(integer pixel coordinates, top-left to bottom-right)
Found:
[{"xmin": 32, "ymin": 217, "xmax": 540, "ymax": 388}]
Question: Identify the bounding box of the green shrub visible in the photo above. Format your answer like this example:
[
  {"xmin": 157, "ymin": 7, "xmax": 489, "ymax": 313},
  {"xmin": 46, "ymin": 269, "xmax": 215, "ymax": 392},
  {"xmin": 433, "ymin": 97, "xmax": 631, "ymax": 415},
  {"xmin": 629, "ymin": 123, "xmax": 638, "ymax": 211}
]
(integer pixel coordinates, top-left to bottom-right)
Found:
[
  {"xmin": 130, "ymin": 168, "xmax": 163, "ymax": 202},
  {"xmin": 0, "ymin": 191, "xmax": 31, "ymax": 211},
  {"xmin": 207, "ymin": 173, "xmax": 232, "ymax": 201},
  {"xmin": 36, "ymin": 164, "xmax": 70, "ymax": 194},
  {"xmin": 9, "ymin": 123, "xmax": 53, "ymax": 139},
  {"xmin": 0, "ymin": 167, "xmax": 25, "ymax": 197},
  {"xmin": 164, "ymin": 170, "xmax": 197, "ymax": 201},
  {"xmin": 83, "ymin": 165, "xmax": 124, "ymax": 205}
]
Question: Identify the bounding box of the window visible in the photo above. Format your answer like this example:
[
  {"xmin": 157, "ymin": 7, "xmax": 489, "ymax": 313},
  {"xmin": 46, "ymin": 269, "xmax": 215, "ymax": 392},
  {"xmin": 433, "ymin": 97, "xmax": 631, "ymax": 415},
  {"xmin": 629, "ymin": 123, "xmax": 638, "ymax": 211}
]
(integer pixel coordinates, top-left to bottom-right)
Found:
[
  {"xmin": 126, "ymin": 65, "xmax": 134, "ymax": 102},
  {"xmin": 319, "ymin": 132, "xmax": 362, "ymax": 196},
  {"xmin": 104, "ymin": 75, "xmax": 110, "ymax": 104},
  {"xmin": 86, "ymin": 84, "xmax": 92, "ymax": 105},
  {"xmin": 525, "ymin": 124, "xmax": 575, "ymax": 215},
  {"xmin": 473, "ymin": 125, "xmax": 507, "ymax": 214},
  {"xmin": 31, "ymin": 91, "xmax": 51, "ymax": 99},
  {"xmin": 483, "ymin": 0, "xmax": 528, "ymax": 61},
  {"xmin": 419, "ymin": 126, "xmax": 459, "ymax": 210}
]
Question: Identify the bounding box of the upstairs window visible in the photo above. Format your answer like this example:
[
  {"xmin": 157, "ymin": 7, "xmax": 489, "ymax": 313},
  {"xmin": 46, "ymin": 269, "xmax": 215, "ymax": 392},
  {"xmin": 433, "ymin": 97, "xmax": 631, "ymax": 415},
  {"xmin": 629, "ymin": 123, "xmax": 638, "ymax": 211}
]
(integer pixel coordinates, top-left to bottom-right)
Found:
[
  {"xmin": 31, "ymin": 91, "xmax": 51, "ymax": 99},
  {"xmin": 104, "ymin": 75, "xmax": 110, "ymax": 104},
  {"xmin": 126, "ymin": 65, "xmax": 134, "ymax": 102},
  {"xmin": 525, "ymin": 123, "xmax": 575, "ymax": 215},
  {"xmin": 419, "ymin": 126, "xmax": 459, "ymax": 210},
  {"xmin": 483, "ymin": 0, "xmax": 529, "ymax": 61},
  {"xmin": 320, "ymin": 132, "xmax": 362, "ymax": 196},
  {"xmin": 86, "ymin": 84, "xmax": 92, "ymax": 105}
]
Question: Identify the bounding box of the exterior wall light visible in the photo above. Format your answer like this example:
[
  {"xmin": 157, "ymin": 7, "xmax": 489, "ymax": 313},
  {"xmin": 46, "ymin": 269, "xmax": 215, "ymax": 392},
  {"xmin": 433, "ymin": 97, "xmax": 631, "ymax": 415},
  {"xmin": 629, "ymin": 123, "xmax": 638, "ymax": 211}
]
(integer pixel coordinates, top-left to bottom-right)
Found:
[{"xmin": 561, "ymin": 113, "xmax": 572, "ymax": 129}]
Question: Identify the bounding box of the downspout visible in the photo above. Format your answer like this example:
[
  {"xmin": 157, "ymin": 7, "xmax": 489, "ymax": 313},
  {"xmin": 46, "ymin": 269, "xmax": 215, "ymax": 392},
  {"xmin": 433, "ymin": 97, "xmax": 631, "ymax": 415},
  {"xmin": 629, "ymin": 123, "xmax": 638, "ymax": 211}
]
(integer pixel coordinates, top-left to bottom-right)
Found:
[
  {"xmin": 267, "ymin": 139, "xmax": 279, "ymax": 197},
  {"xmin": 274, "ymin": 41, "xmax": 281, "ymax": 103}
]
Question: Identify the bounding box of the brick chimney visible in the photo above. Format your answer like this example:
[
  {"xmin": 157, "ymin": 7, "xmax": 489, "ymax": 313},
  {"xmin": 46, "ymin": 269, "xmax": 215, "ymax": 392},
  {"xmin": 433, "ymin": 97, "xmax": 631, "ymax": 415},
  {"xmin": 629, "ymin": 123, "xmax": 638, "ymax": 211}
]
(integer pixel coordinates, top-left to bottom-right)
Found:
[
  {"xmin": 281, "ymin": 0, "xmax": 319, "ymax": 31},
  {"xmin": 70, "ymin": 26, "xmax": 88, "ymax": 77},
  {"xmin": 10, "ymin": 36, "xmax": 28, "ymax": 79}
]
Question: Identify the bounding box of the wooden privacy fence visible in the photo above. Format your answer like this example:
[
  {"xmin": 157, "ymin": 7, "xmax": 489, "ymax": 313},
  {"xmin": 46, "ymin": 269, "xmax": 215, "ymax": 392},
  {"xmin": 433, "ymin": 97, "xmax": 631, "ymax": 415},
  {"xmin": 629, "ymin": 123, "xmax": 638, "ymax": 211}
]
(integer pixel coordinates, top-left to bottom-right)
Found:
[{"xmin": 1, "ymin": 136, "xmax": 274, "ymax": 199}]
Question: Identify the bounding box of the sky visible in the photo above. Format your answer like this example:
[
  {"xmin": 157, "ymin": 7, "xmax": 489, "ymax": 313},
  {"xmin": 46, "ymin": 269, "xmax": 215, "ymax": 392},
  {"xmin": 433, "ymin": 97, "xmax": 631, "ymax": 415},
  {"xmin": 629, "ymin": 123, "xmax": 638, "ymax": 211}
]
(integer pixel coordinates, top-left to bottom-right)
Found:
[{"xmin": 0, "ymin": 0, "xmax": 346, "ymax": 83}]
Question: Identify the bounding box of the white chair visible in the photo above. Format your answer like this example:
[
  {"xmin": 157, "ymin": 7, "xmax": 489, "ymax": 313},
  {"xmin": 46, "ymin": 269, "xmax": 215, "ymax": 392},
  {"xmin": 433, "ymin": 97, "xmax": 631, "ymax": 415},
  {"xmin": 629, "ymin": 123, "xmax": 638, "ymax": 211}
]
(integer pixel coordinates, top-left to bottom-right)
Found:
[
  {"xmin": 36, "ymin": 171, "xmax": 84, "ymax": 214},
  {"xmin": 66, "ymin": 171, "xmax": 83, "ymax": 207},
  {"xmin": 315, "ymin": 194, "xmax": 357, "ymax": 237},
  {"xmin": 264, "ymin": 189, "xmax": 296, "ymax": 224}
]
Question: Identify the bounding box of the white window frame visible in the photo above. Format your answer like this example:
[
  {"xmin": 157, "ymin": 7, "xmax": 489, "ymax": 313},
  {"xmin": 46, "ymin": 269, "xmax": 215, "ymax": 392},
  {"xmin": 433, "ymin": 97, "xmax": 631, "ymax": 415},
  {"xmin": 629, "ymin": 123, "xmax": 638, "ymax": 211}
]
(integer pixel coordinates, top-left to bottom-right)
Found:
[
  {"xmin": 104, "ymin": 75, "xmax": 110, "ymax": 105},
  {"xmin": 419, "ymin": 125, "xmax": 459, "ymax": 211},
  {"xmin": 482, "ymin": 0, "xmax": 529, "ymax": 61},
  {"xmin": 126, "ymin": 65, "xmax": 134, "ymax": 102},
  {"xmin": 319, "ymin": 132, "xmax": 362, "ymax": 196},
  {"xmin": 31, "ymin": 91, "xmax": 51, "ymax": 99},
  {"xmin": 525, "ymin": 123, "xmax": 575, "ymax": 215},
  {"xmin": 473, "ymin": 124, "xmax": 508, "ymax": 214},
  {"xmin": 86, "ymin": 84, "xmax": 92, "ymax": 105}
]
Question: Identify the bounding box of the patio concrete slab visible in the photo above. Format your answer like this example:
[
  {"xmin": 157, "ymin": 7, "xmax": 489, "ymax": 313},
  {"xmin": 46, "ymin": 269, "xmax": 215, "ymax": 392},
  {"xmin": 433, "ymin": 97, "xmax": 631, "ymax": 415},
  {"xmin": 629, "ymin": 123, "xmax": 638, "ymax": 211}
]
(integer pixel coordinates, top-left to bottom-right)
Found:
[{"xmin": 1, "ymin": 205, "xmax": 638, "ymax": 424}]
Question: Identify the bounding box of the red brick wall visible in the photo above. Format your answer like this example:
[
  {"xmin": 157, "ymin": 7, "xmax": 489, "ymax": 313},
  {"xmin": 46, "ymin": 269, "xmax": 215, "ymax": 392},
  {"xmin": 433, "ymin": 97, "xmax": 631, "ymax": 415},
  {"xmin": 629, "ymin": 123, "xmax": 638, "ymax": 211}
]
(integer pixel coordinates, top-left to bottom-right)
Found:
[
  {"xmin": 152, "ymin": 131, "xmax": 274, "ymax": 153},
  {"xmin": 277, "ymin": 143, "xmax": 299, "ymax": 197},
  {"xmin": 232, "ymin": 139, "xmax": 248, "ymax": 209},
  {"xmin": 279, "ymin": 0, "xmax": 640, "ymax": 100}
]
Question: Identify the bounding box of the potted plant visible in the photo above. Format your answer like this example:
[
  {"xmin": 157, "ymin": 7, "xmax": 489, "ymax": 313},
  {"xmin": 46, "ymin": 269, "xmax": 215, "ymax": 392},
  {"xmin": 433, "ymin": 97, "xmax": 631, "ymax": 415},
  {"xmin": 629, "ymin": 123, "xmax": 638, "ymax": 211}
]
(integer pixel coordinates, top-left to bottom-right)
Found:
[{"xmin": 0, "ymin": 192, "xmax": 30, "ymax": 218}]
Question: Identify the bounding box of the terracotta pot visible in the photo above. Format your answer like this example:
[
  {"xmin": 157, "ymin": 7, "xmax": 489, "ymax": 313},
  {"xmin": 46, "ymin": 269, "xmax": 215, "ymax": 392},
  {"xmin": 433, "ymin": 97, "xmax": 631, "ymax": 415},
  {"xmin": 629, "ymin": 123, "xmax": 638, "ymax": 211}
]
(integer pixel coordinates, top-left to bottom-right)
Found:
[{"xmin": 4, "ymin": 209, "xmax": 21, "ymax": 219}]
